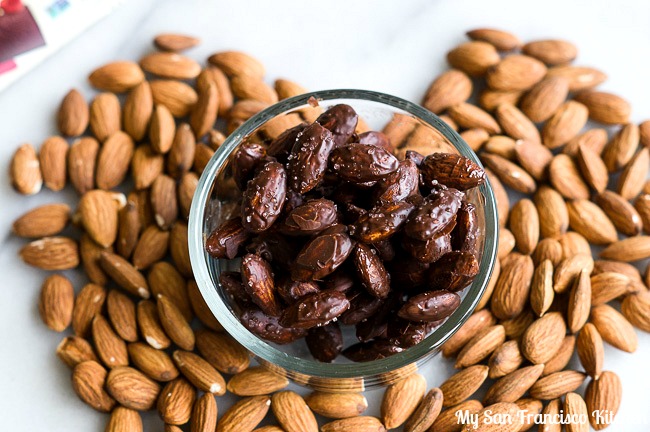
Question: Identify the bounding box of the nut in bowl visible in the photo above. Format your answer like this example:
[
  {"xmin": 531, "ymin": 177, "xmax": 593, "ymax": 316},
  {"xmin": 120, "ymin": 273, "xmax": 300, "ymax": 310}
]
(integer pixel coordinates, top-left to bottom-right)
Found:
[{"xmin": 188, "ymin": 89, "xmax": 498, "ymax": 391}]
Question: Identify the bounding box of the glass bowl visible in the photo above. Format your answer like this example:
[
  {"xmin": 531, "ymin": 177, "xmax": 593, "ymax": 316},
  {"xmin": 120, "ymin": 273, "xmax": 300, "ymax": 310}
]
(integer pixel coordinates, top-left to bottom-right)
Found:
[{"xmin": 188, "ymin": 89, "xmax": 498, "ymax": 391}]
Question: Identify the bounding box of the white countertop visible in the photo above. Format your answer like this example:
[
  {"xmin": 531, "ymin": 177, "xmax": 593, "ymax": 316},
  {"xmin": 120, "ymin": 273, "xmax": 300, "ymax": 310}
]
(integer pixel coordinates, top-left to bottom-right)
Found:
[{"xmin": 1, "ymin": 0, "xmax": 650, "ymax": 430}]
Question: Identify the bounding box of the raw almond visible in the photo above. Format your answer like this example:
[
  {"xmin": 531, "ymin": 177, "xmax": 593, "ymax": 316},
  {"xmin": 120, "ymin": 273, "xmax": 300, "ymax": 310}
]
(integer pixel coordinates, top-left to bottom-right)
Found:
[
  {"xmin": 461, "ymin": 402, "xmax": 521, "ymax": 432},
  {"xmin": 498, "ymin": 229, "xmax": 516, "ymax": 259},
  {"xmin": 516, "ymin": 398, "xmax": 543, "ymax": 432},
  {"xmin": 137, "ymin": 300, "xmax": 171, "ymax": 349},
  {"xmin": 467, "ymin": 28, "xmax": 521, "ymax": 51},
  {"xmin": 523, "ymin": 39, "xmax": 577, "ymax": 65},
  {"xmin": 455, "ymin": 324, "xmax": 506, "ymax": 368},
  {"xmin": 150, "ymin": 174, "xmax": 178, "ymax": 229},
  {"xmin": 532, "ymin": 238, "xmax": 563, "ymax": 267},
  {"xmin": 542, "ymin": 335, "xmax": 576, "ymax": 376},
  {"xmin": 442, "ymin": 309, "xmax": 496, "ymax": 357},
  {"xmin": 600, "ymin": 236, "xmax": 650, "ymax": 261},
  {"xmin": 150, "ymin": 104, "xmax": 176, "ymax": 153},
  {"xmin": 495, "ymin": 103, "xmax": 541, "ymax": 143},
  {"xmin": 272, "ymin": 391, "xmax": 318, "ymax": 432},
  {"xmin": 227, "ymin": 366, "xmax": 288, "ymax": 396},
  {"xmin": 483, "ymin": 135, "xmax": 517, "ymax": 159},
  {"xmin": 564, "ymin": 128, "xmax": 608, "ymax": 156},
  {"xmin": 89, "ymin": 61, "xmax": 145, "ymax": 92},
  {"xmin": 590, "ymin": 272, "xmax": 630, "ymax": 305},
  {"xmin": 621, "ymin": 291, "xmax": 650, "ymax": 331},
  {"xmin": 481, "ymin": 153, "xmax": 536, "ymax": 194},
  {"xmin": 91, "ymin": 315, "xmax": 128, "ymax": 369},
  {"xmin": 477, "ymin": 260, "xmax": 500, "ymax": 311},
  {"xmin": 548, "ymin": 154, "xmax": 589, "ymax": 200},
  {"xmin": 447, "ymin": 41, "xmax": 500, "ymax": 76},
  {"xmin": 431, "ymin": 400, "xmax": 483, "ymax": 432},
  {"xmin": 422, "ymin": 69, "xmax": 473, "ymax": 114},
  {"xmin": 140, "ymin": 52, "xmax": 201, "ymax": 79},
  {"xmin": 89, "ymin": 92, "xmax": 121, "ymax": 141},
  {"xmin": 195, "ymin": 330, "xmax": 250, "ymax": 374},
  {"xmin": 574, "ymin": 90, "xmax": 631, "ymax": 125},
  {"xmin": 71, "ymin": 360, "xmax": 116, "ymax": 412},
  {"xmin": 553, "ymin": 253, "xmax": 594, "ymax": 293},
  {"xmin": 567, "ymin": 269, "xmax": 591, "ymax": 333},
  {"xmin": 546, "ymin": 65, "xmax": 607, "ymax": 91},
  {"xmin": 167, "ymin": 123, "xmax": 196, "ymax": 178},
  {"xmin": 128, "ymin": 342, "xmax": 178, "ymax": 381},
  {"xmin": 191, "ymin": 392, "xmax": 217, "ymax": 432},
  {"xmin": 20, "ymin": 236, "xmax": 79, "ymax": 270},
  {"xmin": 57, "ymin": 336, "xmax": 97, "ymax": 368},
  {"xmin": 231, "ymin": 75, "xmax": 278, "ymax": 104},
  {"xmin": 403, "ymin": 388, "xmax": 443, "ymax": 432},
  {"xmin": 590, "ymin": 304, "xmax": 638, "ymax": 352},
  {"xmin": 641, "ymin": 120, "xmax": 650, "ymax": 147},
  {"xmin": 486, "ymin": 54, "xmax": 547, "ymax": 91},
  {"xmin": 618, "ymin": 147, "xmax": 649, "ymax": 199},
  {"xmin": 106, "ymin": 407, "xmax": 142, "ymax": 432},
  {"xmin": 558, "ymin": 231, "xmax": 592, "ymax": 259},
  {"xmin": 488, "ymin": 340, "xmax": 523, "ymax": 379},
  {"xmin": 72, "ymin": 283, "xmax": 106, "ymax": 337},
  {"xmin": 79, "ymin": 190, "xmax": 119, "ymax": 247},
  {"xmin": 440, "ymin": 365, "xmax": 488, "ymax": 407},
  {"xmin": 530, "ymin": 259, "xmax": 554, "ymax": 317},
  {"xmin": 596, "ymin": 190, "xmax": 643, "ymax": 236},
  {"xmin": 39, "ymin": 136, "xmax": 68, "ymax": 191},
  {"xmin": 38, "ymin": 274, "xmax": 74, "ymax": 332},
  {"xmin": 106, "ymin": 366, "xmax": 161, "ymax": 410},
  {"xmin": 304, "ymin": 391, "xmax": 368, "ymax": 419},
  {"xmin": 274, "ymin": 78, "xmax": 308, "ymax": 99},
  {"xmin": 381, "ymin": 373, "xmax": 426, "ymax": 429},
  {"xmin": 100, "ymin": 251, "xmax": 150, "ymax": 298},
  {"xmin": 542, "ymin": 101, "xmax": 589, "ymax": 149},
  {"xmin": 123, "ymin": 81, "xmax": 153, "ymax": 141},
  {"xmin": 157, "ymin": 295, "xmax": 195, "ymax": 351},
  {"xmin": 447, "ymin": 103, "xmax": 501, "ymax": 134},
  {"xmin": 491, "ymin": 253, "xmax": 534, "ymax": 319},
  {"xmin": 147, "ymin": 262, "xmax": 192, "ymax": 320},
  {"xmin": 602, "ymin": 123, "xmax": 640, "ymax": 172},
  {"xmin": 131, "ymin": 144, "xmax": 164, "ymax": 190},
  {"xmin": 508, "ymin": 199, "xmax": 539, "ymax": 255},
  {"xmin": 154, "ymin": 33, "xmax": 200, "ymax": 52},
  {"xmin": 566, "ymin": 200, "xmax": 617, "ymax": 245},
  {"xmin": 577, "ymin": 323, "xmax": 604, "ymax": 379},
  {"xmin": 529, "ymin": 370, "xmax": 586, "ymax": 400},
  {"xmin": 151, "ymin": 80, "xmax": 198, "ymax": 117},
  {"xmin": 533, "ymin": 186, "xmax": 568, "ymax": 239},
  {"xmin": 576, "ymin": 144, "xmax": 608, "ymax": 192},
  {"xmin": 200, "ymin": 67, "xmax": 234, "ymax": 116},
  {"xmin": 13, "ymin": 203, "xmax": 70, "ymax": 238},
  {"xmin": 636, "ymin": 194, "xmax": 650, "ymax": 234},
  {"xmin": 521, "ymin": 312, "xmax": 566, "ymax": 364},
  {"xmin": 157, "ymin": 378, "xmax": 196, "ymax": 425},
  {"xmin": 10, "ymin": 143, "xmax": 42, "ymax": 195},
  {"xmin": 514, "ymin": 139, "xmax": 553, "ymax": 181},
  {"xmin": 193, "ymin": 143, "xmax": 215, "ymax": 174},
  {"xmin": 564, "ymin": 392, "xmax": 589, "ymax": 432},
  {"xmin": 585, "ymin": 371, "xmax": 622, "ymax": 430},
  {"xmin": 519, "ymin": 76, "xmax": 570, "ymax": 122},
  {"xmin": 178, "ymin": 172, "xmax": 199, "ymax": 218},
  {"xmin": 216, "ymin": 396, "xmax": 271, "ymax": 432},
  {"xmin": 483, "ymin": 364, "xmax": 544, "ymax": 405},
  {"xmin": 539, "ymin": 399, "xmax": 561, "ymax": 432},
  {"xmin": 132, "ymin": 226, "xmax": 169, "ymax": 270},
  {"xmin": 321, "ymin": 416, "xmax": 387, "ymax": 432},
  {"xmin": 187, "ymin": 280, "xmax": 222, "ymax": 332},
  {"xmin": 173, "ymin": 350, "xmax": 226, "ymax": 395},
  {"xmin": 67, "ymin": 137, "xmax": 99, "ymax": 195},
  {"xmin": 190, "ymin": 81, "xmax": 219, "ymax": 139},
  {"xmin": 484, "ymin": 167, "xmax": 510, "ymax": 226},
  {"xmin": 170, "ymin": 222, "xmax": 192, "ymax": 277},
  {"xmin": 57, "ymin": 89, "xmax": 89, "ymax": 137},
  {"xmin": 116, "ymin": 199, "xmax": 139, "ymax": 259},
  {"xmin": 208, "ymin": 51, "xmax": 265, "ymax": 78},
  {"xmin": 479, "ymin": 89, "xmax": 522, "ymax": 112}
]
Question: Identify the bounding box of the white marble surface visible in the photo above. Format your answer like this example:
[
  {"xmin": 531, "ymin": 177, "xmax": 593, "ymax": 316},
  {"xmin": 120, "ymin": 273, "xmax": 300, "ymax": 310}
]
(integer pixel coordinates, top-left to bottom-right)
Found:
[{"xmin": 1, "ymin": 0, "xmax": 650, "ymax": 430}]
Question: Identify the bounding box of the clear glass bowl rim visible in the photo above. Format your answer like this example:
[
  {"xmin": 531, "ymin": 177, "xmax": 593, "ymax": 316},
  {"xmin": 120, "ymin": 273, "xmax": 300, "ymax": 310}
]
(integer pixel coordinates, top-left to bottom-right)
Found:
[{"xmin": 188, "ymin": 89, "xmax": 499, "ymax": 379}]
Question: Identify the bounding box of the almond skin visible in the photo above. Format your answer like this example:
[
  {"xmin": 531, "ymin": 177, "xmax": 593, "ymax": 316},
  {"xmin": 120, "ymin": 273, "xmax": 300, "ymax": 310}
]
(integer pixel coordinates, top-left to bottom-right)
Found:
[
  {"xmin": 521, "ymin": 312, "xmax": 566, "ymax": 364},
  {"xmin": 128, "ymin": 342, "xmax": 178, "ymax": 382},
  {"xmin": 272, "ymin": 391, "xmax": 318, "ymax": 432},
  {"xmin": 304, "ymin": 392, "xmax": 368, "ymax": 419},
  {"xmin": 191, "ymin": 392, "xmax": 217, "ymax": 432},
  {"xmin": 440, "ymin": 365, "xmax": 489, "ymax": 406},
  {"xmin": 491, "ymin": 253, "xmax": 534, "ymax": 320},
  {"xmin": 20, "ymin": 237, "xmax": 79, "ymax": 271},
  {"xmin": 622, "ymin": 291, "xmax": 650, "ymax": 332},
  {"xmin": 495, "ymin": 103, "xmax": 541, "ymax": 143},
  {"xmin": 154, "ymin": 33, "xmax": 200, "ymax": 52},
  {"xmin": 105, "ymin": 407, "xmax": 142, "ymax": 432},
  {"xmin": 455, "ymin": 325, "xmax": 506, "ymax": 368},
  {"xmin": 195, "ymin": 330, "xmax": 250, "ymax": 374},
  {"xmin": 483, "ymin": 364, "xmax": 545, "ymax": 405},
  {"xmin": 567, "ymin": 269, "xmax": 592, "ymax": 333},
  {"xmin": 137, "ymin": 300, "xmax": 171, "ymax": 350},
  {"xmin": 460, "ymin": 402, "xmax": 522, "ymax": 432},
  {"xmin": 403, "ymin": 388, "xmax": 443, "ymax": 432},
  {"xmin": 217, "ymin": 396, "xmax": 270, "ymax": 432},
  {"xmin": 529, "ymin": 370, "xmax": 587, "ymax": 400},
  {"xmin": 441, "ymin": 309, "xmax": 496, "ymax": 357},
  {"xmin": 381, "ymin": 374, "xmax": 427, "ymax": 429},
  {"xmin": 576, "ymin": 144, "xmax": 609, "ymax": 192},
  {"xmin": 56, "ymin": 336, "xmax": 98, "ymax": 368},
  {"xmin": 567, "ymin": 200, "xmax": 618, "ymax": 245},
  {"xmin": 595, "ymin": 190, "xmax": 643, "ymax": 236},
  {"xmin": 88, "ymin": 61, "xmax": 145, "ymax": 93},
  {"xmin": 157, "ymin": 295, "xmax": 195, "ymax": 351},
  {"xmin": 577, "ymin": 323, "xmax": 604, "ymax": 379},
  {"xmin": 422, "ymin": 69, "xmax": 473, "ymax": 114},
  {"xmin": 488, "ymin": 339, "xmax": 523, "ymax": 379},
  {"xmin": 486, "ymin": 54, "xmax": 547, "ymax": 91},
  {"xmin": 106, "ymin": 366, "xmax": 161, "ymax": 411},
  {"xmin": 542, "ymin": 101, "xmax": 589, "ymax": 149},
  {"xmin": 523, "ymin": 39, "xmax": 578, "ymax": 65},
  {"xmin": 542, "ymin": 335, "xmax": 576, "ymax": 377},
  {"xmin": 519, "ymin": 76, "xmax": 570, "ymax": 122},
  {"xmin": 600, "ymin": 236, "xmax": 650, "ymax": 262},
  {"xmin": 466, "ymin": 28, "xmax": 522, "ymax": 51},
  {"xmin": 13, "ymin": 203, "xmax": 70, "ymax": 238},
  {"xmin": 447, "ymin": 103, "xmax": 501, "ymax": 134},
  {"xmin": 150, "ymin": 80, "xmax": 198, "ymax": 117},
  {"xmin": 91, "ymin": 315, "xmax": 128, "ymax": 369},
  {"xmin": 140, "ymin": 52, "xmax": 201, "ymax": 80},
  {"xmin": 149, "ymin": 103, "xmax": 176, "ymax": 153},
  {"xmin": 173, "ymin": 350, "xmax": 226, "ymax": 395},
  {"xmin": 602, "ymin": 123, "xmax": 640, "ymax": 172},
  {"xmin": 431, "ymin": 400, "xmax": 483, "ymax": 432},
  {"xmin": 100, "ymin": 251, "xmax": 150, "ymax": 299},
  {"xmin": 190, "ymin": 81, "xmax": 219, "ymax": 139},
  {"xmin": 147, "ymin": 262, "xmax": 192, "ymax": 321},
  {"xmin": 546, "ymin": 65, "xmax": 607, "ymax": 91},
  {"xmin": 89, "ymin": 92, "xmax": 121, "ymax": 142},
  {"xmin": 548, "ymin": 154, "xmax": 590, "ymax": 200},
  {"xmin": 79, "ymin": 190, "xmax": 119, "ymax": 248},
  {"xmin": 95, "ymin": 130, "xmax": 135, "ymax": 189},
  {"xmin": 529, "ymin": 259, "xmax": 554, "ymax": 318},
  {"xmin": 67, "ymin": 137, "xmax": 98, "ymax": 195},
  {"xmin": 564, "ymin": 392, "xmax": 589, "ymax": 432},
  {"xmin": 618, "ymin": 147, "xmax": 649, "ymax": 199},
  {"xmin": 564, "ymin": 128, "xmax": 608, "ymax": 156},
  {"xmin": 590, "ymin": 304, "xmax": 638, "ymax": 353},
  {"xmin": 208, "ymin": 51, "xmax": 265, "ymax": 78},
  {"xmin": 157, "ymin": 378, "xmax": 196, "ymax": 425},
  {"xmin": 585, "ymin": 371, "xmax": 622, "ymax": 430},
  {"xmin": 123, "ymin": 81, "xmax": 153, "ymax": 142},
  {"xmin": 227, "ymin": 366, "xmax": 288, "ymax": 396},
  {"xmin": 321, "ymin": 417, "xmax": 386, "ymax": 432},
  {"xmin": 534, "ymin": 186, "xmax": 568, "ymax": 239},
  {"xmin": 482, "ymin": 153, "xmax": 537, "ymax": 194},
  {"xmin": 508, "ymin": 199, "xmax": 539, "ymax": 255}
]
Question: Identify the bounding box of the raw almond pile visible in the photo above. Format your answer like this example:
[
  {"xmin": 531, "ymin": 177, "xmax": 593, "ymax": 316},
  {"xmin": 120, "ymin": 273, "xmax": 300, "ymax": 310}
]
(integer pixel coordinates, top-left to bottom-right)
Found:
[{"xmin": 8, "ymin": 28, "xmax": 649, "ymax": 432}]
